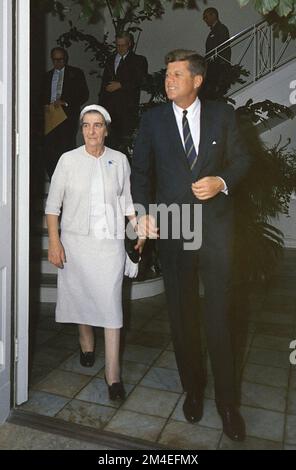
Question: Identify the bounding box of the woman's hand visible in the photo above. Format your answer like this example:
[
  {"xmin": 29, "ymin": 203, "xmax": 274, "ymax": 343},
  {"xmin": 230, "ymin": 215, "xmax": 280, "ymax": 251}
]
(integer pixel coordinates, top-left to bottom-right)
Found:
[{"xmin": 48, "ymin": 239, "xmax": 66, "ymax": 269}]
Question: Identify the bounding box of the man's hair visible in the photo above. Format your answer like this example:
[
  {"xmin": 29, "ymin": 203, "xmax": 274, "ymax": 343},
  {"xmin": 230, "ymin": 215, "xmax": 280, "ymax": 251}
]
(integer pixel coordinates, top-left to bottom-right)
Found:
[
  {"xmin": 50, "ymin": 46, "xmax": 69, "ymax": 64},
  {"xmin": 203, "ymin": 7, "xmax": 219, "ymax": 18},
  {"xmin": 165, "ymin": 49, "xmax": 207, "ymax": 78},
  {"xmin": 115, "ymin": 31, "xmax": 132, "ymax": 42}
]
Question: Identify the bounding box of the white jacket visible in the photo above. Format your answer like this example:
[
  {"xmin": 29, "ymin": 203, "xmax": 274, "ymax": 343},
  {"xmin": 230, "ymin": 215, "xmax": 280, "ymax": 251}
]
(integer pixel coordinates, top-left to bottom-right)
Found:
[{"xmin": 45, "ymin": 145, "xmax": 134, "ymax": 238}]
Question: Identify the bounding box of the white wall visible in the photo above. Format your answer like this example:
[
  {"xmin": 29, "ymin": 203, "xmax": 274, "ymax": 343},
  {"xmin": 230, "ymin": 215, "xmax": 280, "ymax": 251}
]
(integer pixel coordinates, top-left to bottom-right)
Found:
[{"xmin": 46, "ymin": 0, "xmax": 261, "ymax": 96}]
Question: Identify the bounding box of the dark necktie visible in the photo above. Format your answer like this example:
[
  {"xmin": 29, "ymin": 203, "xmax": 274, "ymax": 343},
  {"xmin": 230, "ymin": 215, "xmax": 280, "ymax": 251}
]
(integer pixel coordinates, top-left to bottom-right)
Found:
[
  {"xmin": 115, "ymin": 56, "xmax": 124, "ymax": 74},
  {"xmin": 182, "ymin": 110, "xmax": 197, "ymax": 170}
]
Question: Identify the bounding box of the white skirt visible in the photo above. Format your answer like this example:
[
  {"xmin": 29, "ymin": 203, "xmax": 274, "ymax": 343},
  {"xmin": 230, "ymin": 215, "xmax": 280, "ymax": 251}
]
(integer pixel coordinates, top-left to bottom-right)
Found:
[{"xmin": 55, "ymin": 231, "xmax": 125, "ymax": 328}]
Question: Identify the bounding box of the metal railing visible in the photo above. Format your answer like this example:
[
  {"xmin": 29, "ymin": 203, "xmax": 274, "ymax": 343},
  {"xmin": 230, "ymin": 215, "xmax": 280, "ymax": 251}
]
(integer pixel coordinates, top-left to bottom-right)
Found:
[{"xmin": 206, "ymin": 19, "xmax": 296, "ymax": 96}]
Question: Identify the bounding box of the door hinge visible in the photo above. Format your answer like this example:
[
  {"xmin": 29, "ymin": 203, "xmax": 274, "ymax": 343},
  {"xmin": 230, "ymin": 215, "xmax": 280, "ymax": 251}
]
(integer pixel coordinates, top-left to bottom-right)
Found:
[{"xmin": 14, "ymin": 337, "xmax": 19, "ymax": 363}]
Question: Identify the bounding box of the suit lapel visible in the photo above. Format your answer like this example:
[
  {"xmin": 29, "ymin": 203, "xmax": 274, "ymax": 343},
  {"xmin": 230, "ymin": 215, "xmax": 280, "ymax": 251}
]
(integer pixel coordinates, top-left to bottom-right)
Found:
[
  {"xmin": 61, "ymin": 65, "xmax": 69, "ymax": 98},
  {"xmin": 192, "ymin": 100, "xmax": 211, "ymax": 181}
]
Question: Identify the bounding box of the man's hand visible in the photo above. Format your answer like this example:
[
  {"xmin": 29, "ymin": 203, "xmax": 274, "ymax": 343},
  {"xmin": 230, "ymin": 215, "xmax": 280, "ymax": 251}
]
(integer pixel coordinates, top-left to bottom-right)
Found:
[
  {"xmin": 106, "ymin": 81, "xmax": 122, "ymax": 92},
  {"xmin": 53, "ymin": 99, "xmax": 67, "ymax": 108},
  {"xmin": 134, "ymin": 215, "xmax": 159, "ymax": 254},
  {"xmin": 192, "ymin": 176, "xmax": 224, "ymax": 200}
]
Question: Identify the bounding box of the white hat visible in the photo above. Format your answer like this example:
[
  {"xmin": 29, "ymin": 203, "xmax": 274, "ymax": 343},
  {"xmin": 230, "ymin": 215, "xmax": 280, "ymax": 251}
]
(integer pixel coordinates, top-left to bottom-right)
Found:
[{"xmin": 80, "ymin": 104, "xmax": 111, "ymax": 124}]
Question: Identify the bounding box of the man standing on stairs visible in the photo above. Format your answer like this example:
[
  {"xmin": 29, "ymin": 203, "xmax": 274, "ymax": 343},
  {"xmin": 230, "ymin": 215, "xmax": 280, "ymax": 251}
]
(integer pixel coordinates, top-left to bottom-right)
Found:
[
  {"xmin": 202, "ymin": 8, "xmax": 231, "ymax": 98},
  {"xmin": 131, "ymin": 49, "xmax": 252, "ymax": 442},
  {"xmin": 99, "ymin": 32, "xmax": 148, "ymax": 149},
  {"xmin": 43, "ymin": 47, "xmax": 89, "ymax": 178}
]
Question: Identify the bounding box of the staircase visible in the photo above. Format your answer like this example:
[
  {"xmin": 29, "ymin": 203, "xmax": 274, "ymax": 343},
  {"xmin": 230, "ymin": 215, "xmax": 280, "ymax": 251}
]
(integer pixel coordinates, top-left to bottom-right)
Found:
[
  {"xmin": 207, "ymin": 18, "xmax": 296, "ymax": 100},
  {"xmin": 207, "ymin": 19, "xmax": 296, "ymax": 249}
]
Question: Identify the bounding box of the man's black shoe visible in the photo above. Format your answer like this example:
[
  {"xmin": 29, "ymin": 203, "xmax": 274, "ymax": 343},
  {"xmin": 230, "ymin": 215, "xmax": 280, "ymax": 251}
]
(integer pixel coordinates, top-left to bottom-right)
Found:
[
  {"xmin": 183, "ymin": 392, "xmax": 203, "ymax": 423},
  {"xmin": 217, "ymin": 404, "xmax": 246, "ymax": 441}
]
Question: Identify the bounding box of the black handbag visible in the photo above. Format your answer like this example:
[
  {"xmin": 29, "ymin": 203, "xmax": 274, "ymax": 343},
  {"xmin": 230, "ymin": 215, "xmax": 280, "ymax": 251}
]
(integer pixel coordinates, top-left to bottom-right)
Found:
[{"xmin": 125, "ymin": 235, "xmax": 140, "ymax": 264}]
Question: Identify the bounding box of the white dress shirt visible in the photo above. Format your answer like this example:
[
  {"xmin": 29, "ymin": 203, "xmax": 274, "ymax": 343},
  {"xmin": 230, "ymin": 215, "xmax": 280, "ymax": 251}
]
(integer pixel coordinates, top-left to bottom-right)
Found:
[
  {"xmin": 50, "ymin": 67, "xmax": 65, "ymax": 103},
  {"xmin": 114, "ymin": 52, "xmax": 129, "ymax": 74},
  {"xmin": 173, "ymin": 97, "xmax": 201, "ymax": 153},
  {"xmin": 89, "ymin": 150, "xmax": 112, "ymax": 239},
  {"xmin": 172, "ymin": 97, "xmax": 227, "ymax": 194}
]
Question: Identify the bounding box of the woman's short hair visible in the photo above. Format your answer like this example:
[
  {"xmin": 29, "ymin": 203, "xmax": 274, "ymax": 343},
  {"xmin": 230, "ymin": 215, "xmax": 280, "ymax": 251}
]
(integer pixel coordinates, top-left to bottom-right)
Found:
[{"xmin": 165, "ymin": 49, "xmax": 207, "ymax": 79}]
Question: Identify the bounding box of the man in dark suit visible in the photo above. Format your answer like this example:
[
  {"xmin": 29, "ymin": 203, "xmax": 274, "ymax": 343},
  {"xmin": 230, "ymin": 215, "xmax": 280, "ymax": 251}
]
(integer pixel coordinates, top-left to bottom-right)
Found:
[
  {"xmin": 99, "ymin": 32, "xmax": 148, "ymax": 148},
  {"xmin": 131, "ymin": 50, "xmax": 252, "ymax": 441},
  {"xmin": 203, "ymin": 8, "xmax": 231, "ymax": 98},
  {"xmin": 43, "ymin": 47, "xmax": 89, "ymax": 178}
]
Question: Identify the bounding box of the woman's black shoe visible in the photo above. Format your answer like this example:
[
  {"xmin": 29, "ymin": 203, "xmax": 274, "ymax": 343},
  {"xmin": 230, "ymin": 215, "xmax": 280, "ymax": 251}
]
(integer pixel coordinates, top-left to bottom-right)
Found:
[
  {"xmin": 105, "ymin": 376, "xmax": 125, "ymax": 401},
  {"xmin": 80, "ymin": 347, "xmax": 95, "ymax": 367}
]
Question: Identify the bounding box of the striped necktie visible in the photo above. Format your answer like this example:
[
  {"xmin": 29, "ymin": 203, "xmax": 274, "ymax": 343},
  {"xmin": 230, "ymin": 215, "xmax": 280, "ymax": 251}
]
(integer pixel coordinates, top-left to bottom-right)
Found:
[{"xmin": 182, "ymin": 110, "xmax": 197, "ymax": 170}]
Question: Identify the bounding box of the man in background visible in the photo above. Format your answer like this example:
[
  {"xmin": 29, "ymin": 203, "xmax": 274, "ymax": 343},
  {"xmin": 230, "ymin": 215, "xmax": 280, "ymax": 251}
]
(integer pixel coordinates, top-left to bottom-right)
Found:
[
  {"xmin": 43, "ymin": 47, "xmax": 89, "ymax": 178},
  {"xmin": 99, "ymin": 32, "xmax": 148, "ymax": 149},
  {"xmin": 203, "ymin": 8, "xmax": 231, "ymax": 98}
]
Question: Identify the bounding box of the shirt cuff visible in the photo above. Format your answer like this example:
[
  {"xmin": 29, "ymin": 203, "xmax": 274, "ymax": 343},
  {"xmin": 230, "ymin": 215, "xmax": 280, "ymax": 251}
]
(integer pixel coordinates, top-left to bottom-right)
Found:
[{"xmin": 217, "ymin": 176, "xmax": 228, "ymax": 195}]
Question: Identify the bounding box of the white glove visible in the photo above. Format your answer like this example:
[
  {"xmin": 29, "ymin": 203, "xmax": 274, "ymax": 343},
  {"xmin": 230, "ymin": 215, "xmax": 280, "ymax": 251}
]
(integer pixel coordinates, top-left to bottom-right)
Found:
[{"xmin": 124, "ymin": 253, "xmax": 139, "ymax": 278}]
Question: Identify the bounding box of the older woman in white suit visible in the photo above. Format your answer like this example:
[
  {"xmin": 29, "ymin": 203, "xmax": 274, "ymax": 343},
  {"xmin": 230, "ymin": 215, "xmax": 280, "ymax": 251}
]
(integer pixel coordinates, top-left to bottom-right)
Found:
[{"xmin": 45, "ymin": 104, "xmax": 138, "ymax": 400}]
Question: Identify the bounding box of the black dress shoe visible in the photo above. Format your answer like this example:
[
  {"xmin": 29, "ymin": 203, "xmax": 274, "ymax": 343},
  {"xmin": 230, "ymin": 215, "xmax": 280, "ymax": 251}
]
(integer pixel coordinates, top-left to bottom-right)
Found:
[
  {"xmin": 105, "ymin": 375, "xmax": 126, "ymax": 401},
  {"xmin": 217, "ymin": 404, "xmax": 246, "ymax": 441},
  {"xmin": 183, "ymin": 392, "xmax": 203, "ymax": 423},
  {"xmin": 79, "ymin": 347, "xmax": 95, "ymax": 367}
]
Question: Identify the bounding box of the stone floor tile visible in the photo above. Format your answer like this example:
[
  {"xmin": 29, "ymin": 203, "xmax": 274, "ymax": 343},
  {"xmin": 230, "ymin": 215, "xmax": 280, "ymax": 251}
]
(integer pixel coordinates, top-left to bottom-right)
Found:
[
  {"xmin": 58, "ymin": 352, "xmax": 105, "ymax": 376},
  {"xmin": 76, "ymin": 377, "xmax": 134, "ymax": 408},
  {"xmin": 31, "ymin": 346, "xmax": 73, "ymax": 369},
  {"xmin": 172, "ymin": 397, "xmax": 222, "ymax": 430},
  {"xmin": 219, "ymin": 434, "xmax": 282, "ymax": 450},
  {"xmin": 248, "ymin": 348, "xmax": 290, "ymax": 369},
  {"xmin": 33, "ymin": 369, "xmax": 90, "ymax": 398},
  {"xmin": 241, "ymin": 381, "xmax": 286, "ymax": 412},
  {"xmin": 140, "ymin": 367, "xmax": 182, "ymax": 393},
  {"xmin": 44, "ymin": 333, "xmax": 79, "ymax": 351},
  {"xmin": 285, "ymin": 414, "xmax": 296, "ymax": 445},
  {"xmin": 121, "ymin": 344, "xmax": 162, "ymax": 365},
  {"xmin": 56, "ymin": 399, "xmax": 116, "ymax": 429},
  {"xmin": 287, "ymin": 389, "xmax": 296, "ymax": 414},
  {"xmin": 97, "ymin": 360, "xmax": 149, "ymax": 385},
  {"xmin": 124, "ymin": 330, "xmax": 170, "ymax": 349},
  {"xmin": 122, "ymin": 386, "xmax": 180, "ymax": 418},
  {"xmin": 0, "ymin": 423, "xmax": 111, "ymax": 450},
  {"xmin": 240, "ymin": 405, "xmax": 285, "ymax": 442},
  {"xmin": 243, "ymin": 363, "xmax": 289, "ymax": 388},
  {"xmin": 105, "ymin": 409, "xmax": 166, "ymax": 442},
  {"xmin": 159, "ymin": 420, "xmax": 221, "ymax": 450},
  {"xmin": 18, "ymin": 390, "xmax": 69, "ymax": 417},
  {"xmin": 252, "ymin": 334, "xmax": 292, "ymax": 352},
  {"xmin": 154, "ymin": 351, "xmax": 178, "ymax": 370}
]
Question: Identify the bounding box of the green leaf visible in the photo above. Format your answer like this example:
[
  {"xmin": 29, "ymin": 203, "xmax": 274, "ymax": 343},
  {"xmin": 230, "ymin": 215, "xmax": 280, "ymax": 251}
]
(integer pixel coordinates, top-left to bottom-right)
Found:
[
  {"xmin": 254, "ymin": 0, "xmax": 279, "ymax": 15},
  {"xmin": 275, "ymin": 0, "xmax": 294, "ymax": 16},
  {"xmin": 237, "ymin": 0, "xmax": 251, "ymax": 7},
  {"xmin": 288, "ymin": 13, "xmax": 296, "ymax": 24}
]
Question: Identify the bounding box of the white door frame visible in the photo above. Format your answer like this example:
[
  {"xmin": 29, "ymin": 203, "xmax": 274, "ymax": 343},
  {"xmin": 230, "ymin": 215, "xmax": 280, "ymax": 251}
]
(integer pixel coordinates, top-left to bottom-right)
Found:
[
  {"xmin": 14, "ymin": 0, "xmax": 30, "ymax": 406},
  {"xmin": 0, "ymin": 0, "xmax": 13, "ymax": 423}
]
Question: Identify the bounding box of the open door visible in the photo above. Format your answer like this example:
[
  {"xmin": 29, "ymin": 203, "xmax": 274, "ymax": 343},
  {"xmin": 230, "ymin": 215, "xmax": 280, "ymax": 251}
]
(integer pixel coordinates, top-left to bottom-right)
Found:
[
  {"xmin": 14, "ymin": 0, "xmax": 30, "ymax": 406},
  {"xmin": 0, "ymin": 0, "xmax": 13, "ymax": 423}
]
